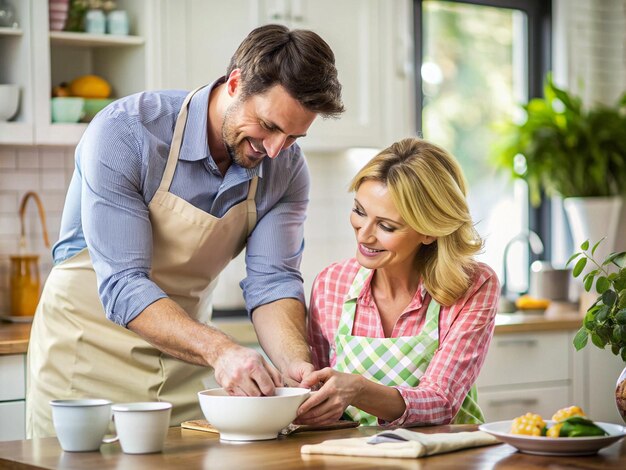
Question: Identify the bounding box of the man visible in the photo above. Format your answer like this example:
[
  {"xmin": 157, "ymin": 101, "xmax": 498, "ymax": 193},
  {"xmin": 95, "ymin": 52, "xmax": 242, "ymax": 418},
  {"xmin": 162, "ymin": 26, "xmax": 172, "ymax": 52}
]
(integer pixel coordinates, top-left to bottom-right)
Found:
[{"xmin": 27, "ymin": 24, "xmax": 344, "ymax": 437}]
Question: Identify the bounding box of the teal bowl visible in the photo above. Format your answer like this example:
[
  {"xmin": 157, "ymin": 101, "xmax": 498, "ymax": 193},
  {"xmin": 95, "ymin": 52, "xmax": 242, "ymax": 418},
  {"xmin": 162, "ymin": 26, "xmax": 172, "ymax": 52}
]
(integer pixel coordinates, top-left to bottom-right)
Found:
[
  {"xmin": 82, "ymin": 98, "xmax": 115, "ymax": 122},
  {"xmin": 51, "ymin": 97, "xmax": 84, "ymax": 123}
]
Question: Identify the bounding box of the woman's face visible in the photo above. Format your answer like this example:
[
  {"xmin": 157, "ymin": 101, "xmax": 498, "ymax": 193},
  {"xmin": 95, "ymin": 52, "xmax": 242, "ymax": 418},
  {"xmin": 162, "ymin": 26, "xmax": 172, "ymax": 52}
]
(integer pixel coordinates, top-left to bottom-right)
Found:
[{"xmin": 350, "ymin": 180, "xmax": 435, "ymax": 271}]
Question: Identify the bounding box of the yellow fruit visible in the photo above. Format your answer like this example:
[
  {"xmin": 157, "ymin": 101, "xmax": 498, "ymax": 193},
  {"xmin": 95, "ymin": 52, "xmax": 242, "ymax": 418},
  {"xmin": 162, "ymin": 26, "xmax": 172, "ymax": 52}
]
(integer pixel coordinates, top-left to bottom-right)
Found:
[
  {"xmin": 69, "ymin": 75, "xmax": 111, "ymax": 99},
  {"xmin": 515, "ymin": 295, "xmax": 550, "ymax": 310}
]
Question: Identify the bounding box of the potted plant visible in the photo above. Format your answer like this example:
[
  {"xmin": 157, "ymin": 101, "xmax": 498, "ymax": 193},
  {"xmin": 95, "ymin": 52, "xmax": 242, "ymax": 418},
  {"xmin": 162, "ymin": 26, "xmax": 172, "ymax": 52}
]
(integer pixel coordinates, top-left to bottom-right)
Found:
[
  {"xmin": 568, "ymin": 238, "xmax": 626, "ymax": 422},
  {"xmin": 492, "ymin": 74, "xmax": 626, "ymax": 259}
]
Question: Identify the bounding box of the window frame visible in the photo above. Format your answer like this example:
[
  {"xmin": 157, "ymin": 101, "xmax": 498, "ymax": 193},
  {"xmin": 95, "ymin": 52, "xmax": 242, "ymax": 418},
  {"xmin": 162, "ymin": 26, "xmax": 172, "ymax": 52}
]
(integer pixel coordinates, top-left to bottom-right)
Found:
[{"xmin": 414, "ymin": 0, "xmax": 553, "ymax": 260}]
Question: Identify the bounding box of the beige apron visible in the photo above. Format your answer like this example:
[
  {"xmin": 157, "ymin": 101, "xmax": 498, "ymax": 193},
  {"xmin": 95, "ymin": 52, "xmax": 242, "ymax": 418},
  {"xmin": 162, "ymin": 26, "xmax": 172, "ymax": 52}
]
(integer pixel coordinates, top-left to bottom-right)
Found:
[{"xmin": 26, "ymin": 86, "xmax": 258, "ymax": 437}]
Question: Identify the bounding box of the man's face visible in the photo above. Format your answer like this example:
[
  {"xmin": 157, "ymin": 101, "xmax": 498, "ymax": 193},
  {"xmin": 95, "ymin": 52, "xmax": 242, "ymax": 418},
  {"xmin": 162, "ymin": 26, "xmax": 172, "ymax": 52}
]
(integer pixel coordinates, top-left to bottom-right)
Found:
[{"xmin": 221, "ymin": 84, "xmax": 317, "ymax": 169}]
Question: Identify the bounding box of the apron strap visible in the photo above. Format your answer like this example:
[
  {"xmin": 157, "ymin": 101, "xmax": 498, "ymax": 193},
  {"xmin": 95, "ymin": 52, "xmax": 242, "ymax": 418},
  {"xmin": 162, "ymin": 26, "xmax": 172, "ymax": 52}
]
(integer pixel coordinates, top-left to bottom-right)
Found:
[
  {"xmin": 245, "ymin": 176, "xmax": 259, "ymax": 237},
  {"xmin": 158, "ymin": 85, "xmax": 206, "ymax": 193}
]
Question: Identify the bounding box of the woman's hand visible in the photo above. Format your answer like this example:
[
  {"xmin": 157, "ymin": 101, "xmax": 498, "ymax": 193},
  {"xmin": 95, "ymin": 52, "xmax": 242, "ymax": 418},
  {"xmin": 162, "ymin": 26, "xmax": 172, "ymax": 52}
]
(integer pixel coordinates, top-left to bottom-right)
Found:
[{"xmin": 294, "ymin": 367, "xmax": 364, "ymax": 425}]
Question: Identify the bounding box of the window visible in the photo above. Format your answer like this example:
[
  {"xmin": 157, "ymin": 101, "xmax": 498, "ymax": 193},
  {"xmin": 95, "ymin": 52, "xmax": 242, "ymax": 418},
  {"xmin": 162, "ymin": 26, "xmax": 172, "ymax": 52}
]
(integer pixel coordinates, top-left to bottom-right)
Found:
[{"xmin": 415, "ymin": 0, "xmax": 551, "ymax": 297}]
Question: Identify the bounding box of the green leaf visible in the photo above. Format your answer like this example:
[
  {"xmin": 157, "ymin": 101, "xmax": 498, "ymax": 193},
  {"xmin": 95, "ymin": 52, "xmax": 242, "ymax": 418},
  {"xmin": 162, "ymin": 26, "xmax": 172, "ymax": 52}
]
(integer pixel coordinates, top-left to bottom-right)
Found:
[
  {"xmin": 615, "ymin": 309, "xmax": 626, "ymax": 324},
  {"xmin": 612, "ymin": 343, "xmax": 621, "ymax": 355},
  {"xmin": 573, "ymin": 327, "xmax": 588, "ymax": 351},
  {"xmin": 596, "ymin": 305, "xmax": 610, "ymax": 323},
  {"xmin": 613, "ymin": 325, "xmax": 626, "ymax": 343},
  {"xmin": 573, "ymin": 257, "xmax": 588, "ymax": 277},
  {"xmin": 596, "ymin": 276, "xmax": 610, "ymax": 294},
  {"xmin": 591, "ymin": 331, "xmax": 607, "ymax": 349},
  {"xmin": 614, "ymin": 253, "xmax": 626, "ymax": 268},
  {"xmin": 596, "ymin": 276, "xmax": 612, "ymax": 294},
  {"xmin": 602, "ymin": 289, "xmax": 618, "ymax": 307},
  {"xmin": 584, "ymin": 275, "xmax": 594, "ymax": 292},
  {"xmin": 566, "ymin": 252, "xmax": 581, "ymax": 267},
  {"xmin": 622, "ymin": 347, "xmax": 626, "ymax": 362},
  {"xmin": 581, "ymin": 240, "xmax": 590, "ymax": 251},
  {"xmin": 615, "ymin": 271, "xmax": 626, "ymax": 291},
  {"xmin": 591, "ymin": 238, "xmax": 606, "ymax": 256},
  {"xmin": 603, "ymin": 252, "xmax": 626, "ymax": 267}
]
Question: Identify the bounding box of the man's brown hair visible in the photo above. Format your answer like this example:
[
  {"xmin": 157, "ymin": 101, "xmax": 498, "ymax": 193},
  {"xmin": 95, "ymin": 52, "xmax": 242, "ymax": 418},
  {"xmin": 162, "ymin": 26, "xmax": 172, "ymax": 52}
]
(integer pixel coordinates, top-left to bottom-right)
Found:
[{"xmin": 226, "ymin": 24, "xmax": 344, "ymax": 118}]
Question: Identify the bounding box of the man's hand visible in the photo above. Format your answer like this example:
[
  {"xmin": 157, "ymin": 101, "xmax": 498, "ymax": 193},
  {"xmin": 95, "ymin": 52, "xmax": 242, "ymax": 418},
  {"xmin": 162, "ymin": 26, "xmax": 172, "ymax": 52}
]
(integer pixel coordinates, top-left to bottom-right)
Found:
[
  {"xmin": 294, "ymin": 367, "xmax": 364, "ymax": 425},
  {"xmin": 283, "ymin": 360, "xmax": 316, "ymax": 387},
  {"xmin": 213, "ymin": 343, "xmax": 283, "ymax": 396}
]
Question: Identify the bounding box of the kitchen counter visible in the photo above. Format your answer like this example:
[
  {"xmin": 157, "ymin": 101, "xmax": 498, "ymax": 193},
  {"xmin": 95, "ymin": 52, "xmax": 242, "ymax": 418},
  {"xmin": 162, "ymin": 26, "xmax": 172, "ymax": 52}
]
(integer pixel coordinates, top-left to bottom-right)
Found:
[
  {"xmin": 1, "ymin": 424, "xmax": 625, "ymax": 469},
  {"xmin": 0, "ymin": 322, "xmax": 31, "ymax": 355},
  {"xmin": 0, "ymin": 305, "xmax": 584, "ymax": 356}
]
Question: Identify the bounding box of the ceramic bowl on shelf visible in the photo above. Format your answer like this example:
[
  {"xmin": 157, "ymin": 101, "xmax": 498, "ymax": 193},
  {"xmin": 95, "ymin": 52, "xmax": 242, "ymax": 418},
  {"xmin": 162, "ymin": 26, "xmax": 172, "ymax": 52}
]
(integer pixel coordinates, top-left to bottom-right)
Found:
[
  {"xmin": 197, "ymin": 387, "xmax": 310, "ymax": 441},
  {"xmin": 82, "ymin": 98, "xmax": 115, "ymax": 122},
  {"xmin": 51, "ymin": 97, "xmax": 84, "ymax": 123},
  {"xmin": 0, "ymin": 84, "xmax": 19, "ymax": 121}
]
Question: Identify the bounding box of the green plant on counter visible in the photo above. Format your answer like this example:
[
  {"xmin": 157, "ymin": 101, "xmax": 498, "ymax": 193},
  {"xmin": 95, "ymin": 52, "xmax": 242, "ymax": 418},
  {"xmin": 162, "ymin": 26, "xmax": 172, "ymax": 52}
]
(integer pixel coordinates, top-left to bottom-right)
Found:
[
  {"xmin": 568, "ymin": 238, "xmax": 626, "ymax": 361},
  {"xmin": 491, "ymin": 73, "xmax": 626, "ymax": 206}
]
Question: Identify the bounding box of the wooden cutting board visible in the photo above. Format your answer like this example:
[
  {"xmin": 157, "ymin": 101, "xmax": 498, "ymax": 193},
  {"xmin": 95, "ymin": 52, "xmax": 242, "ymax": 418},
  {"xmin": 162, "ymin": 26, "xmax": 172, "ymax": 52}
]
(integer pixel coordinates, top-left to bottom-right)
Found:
[{"xmin": 181, "ymin": 419, "xmax": 359, "ymax": 435}]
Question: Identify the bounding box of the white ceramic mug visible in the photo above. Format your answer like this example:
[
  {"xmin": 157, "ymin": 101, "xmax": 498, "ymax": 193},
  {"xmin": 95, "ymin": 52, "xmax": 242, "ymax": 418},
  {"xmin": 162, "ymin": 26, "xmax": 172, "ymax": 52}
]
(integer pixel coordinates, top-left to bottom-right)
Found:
[
  {"xmin": 111, "ymin": 402, "xmax": 172, "ymax": 454},
  {"xmin": 50, "ymin": 399, "xmax": 114, "ymax": 452}
]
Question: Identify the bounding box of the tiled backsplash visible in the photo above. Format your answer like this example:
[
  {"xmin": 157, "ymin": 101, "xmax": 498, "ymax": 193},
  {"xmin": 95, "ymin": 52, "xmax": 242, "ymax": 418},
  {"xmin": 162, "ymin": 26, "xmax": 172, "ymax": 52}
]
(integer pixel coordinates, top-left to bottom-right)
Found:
[{"xmin": 0, "ymin": 145, "xmax": 373, "ymax": 314}]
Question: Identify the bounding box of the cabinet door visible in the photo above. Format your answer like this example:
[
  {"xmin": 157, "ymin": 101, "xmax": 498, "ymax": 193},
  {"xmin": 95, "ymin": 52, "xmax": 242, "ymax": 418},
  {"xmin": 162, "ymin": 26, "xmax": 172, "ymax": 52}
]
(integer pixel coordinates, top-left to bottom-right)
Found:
[
  {"xmin": 0, "ymin": 0, "xmax": 34, "ymax": 144},
  {"xmin": 479, "ymin": 385, "xmax": 571, "ymax": 422},
  {"xmin": 0, "ymin": 354, "xmax": 25, "ymax": 402},
  {"xmin": 259, "ymin": 0, "xmax": 386, "ymax": 151},
  {"xmin": 158, "ymin": 0, "xmax": 260, "ymax": 90},
  {"xmin": 477, "ymin": 332, "xmax": 570, "ymax": 388},
  {"xmin": 157, "ymin": 0, "xmax": 414, "ymax": 151},
  {"xmin": 0, "ymin": 401, "xmax": 26, "ymax": 441}
]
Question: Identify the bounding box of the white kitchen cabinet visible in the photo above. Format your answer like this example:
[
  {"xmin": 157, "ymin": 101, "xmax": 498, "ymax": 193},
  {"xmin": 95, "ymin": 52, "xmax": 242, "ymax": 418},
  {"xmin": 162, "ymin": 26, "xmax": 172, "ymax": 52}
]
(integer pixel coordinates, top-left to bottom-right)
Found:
[
  {"xmin": 32, "ymin": 0, "xmax": 158, "ymax": 145},
  {"xmin": 156, "ymin": 0, "xmax": 416, "ymax": 152},
  {"xmin": 0, "ymin": 354, "xmax": 26, "ymax": 441},
  {"xmin": 476, "ymin": 331, "xmax": 572, "ymax": 422},
  {"xmin": 477, "ymin": 329, "xmax": 625, "ymax": 424},
  {"xmin": 0, "ymin": 1, "xmax": 34, "ymax": 144},
  {"xmin": 0, "ymin": 0, "xmax": 160, "ymax": 146}
]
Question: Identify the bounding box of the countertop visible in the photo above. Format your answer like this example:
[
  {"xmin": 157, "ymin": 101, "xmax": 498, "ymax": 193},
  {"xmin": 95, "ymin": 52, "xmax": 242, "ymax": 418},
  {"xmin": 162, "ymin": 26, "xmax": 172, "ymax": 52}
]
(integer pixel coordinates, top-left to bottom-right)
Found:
[
  {"xmin": 0, "ymin": 304, "xmax": 584, "ymax": 356},
  {"xmin": 1, "ymin": 424, "xmax": 625, "ymax": 469}
]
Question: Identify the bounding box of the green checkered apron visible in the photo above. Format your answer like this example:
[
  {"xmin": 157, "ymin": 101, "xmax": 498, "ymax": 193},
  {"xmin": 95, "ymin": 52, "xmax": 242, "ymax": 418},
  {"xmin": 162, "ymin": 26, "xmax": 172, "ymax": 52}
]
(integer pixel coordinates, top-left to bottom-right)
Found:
[{"xmin": 333, "ymin": 266, "xmax": 484, "ymax": 426}]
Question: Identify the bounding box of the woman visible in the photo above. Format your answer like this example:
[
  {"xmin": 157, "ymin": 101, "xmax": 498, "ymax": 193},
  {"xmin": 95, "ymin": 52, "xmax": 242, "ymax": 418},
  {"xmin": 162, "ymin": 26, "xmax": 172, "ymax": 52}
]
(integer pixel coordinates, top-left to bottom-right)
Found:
[{"xmin": 296, "ymin": 137, "xmax": 500, "ymax": 427}]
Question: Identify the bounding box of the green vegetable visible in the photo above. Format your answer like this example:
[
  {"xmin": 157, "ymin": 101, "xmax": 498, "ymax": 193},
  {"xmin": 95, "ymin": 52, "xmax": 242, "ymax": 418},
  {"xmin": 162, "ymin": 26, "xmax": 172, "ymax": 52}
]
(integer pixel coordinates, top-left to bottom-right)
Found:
[{"xmin": 558, "ymin": 416, "xmax": 608, "ymax": 437}]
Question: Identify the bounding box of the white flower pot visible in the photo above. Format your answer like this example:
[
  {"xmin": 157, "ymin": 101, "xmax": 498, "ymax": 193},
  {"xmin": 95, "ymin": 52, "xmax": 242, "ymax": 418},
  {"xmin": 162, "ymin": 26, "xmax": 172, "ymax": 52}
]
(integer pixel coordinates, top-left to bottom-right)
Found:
[{"xmin": 563, "ymin": 196, "xmax": 623, "ymax": 262}]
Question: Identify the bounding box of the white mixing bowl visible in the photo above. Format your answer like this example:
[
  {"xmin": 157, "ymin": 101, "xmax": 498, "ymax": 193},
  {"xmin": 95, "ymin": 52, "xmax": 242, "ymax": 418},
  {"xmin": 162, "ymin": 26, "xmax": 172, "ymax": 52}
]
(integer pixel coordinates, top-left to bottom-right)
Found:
[{"xmin": 197, "ymin": 387, "xmax": 310, "ymax": 441}]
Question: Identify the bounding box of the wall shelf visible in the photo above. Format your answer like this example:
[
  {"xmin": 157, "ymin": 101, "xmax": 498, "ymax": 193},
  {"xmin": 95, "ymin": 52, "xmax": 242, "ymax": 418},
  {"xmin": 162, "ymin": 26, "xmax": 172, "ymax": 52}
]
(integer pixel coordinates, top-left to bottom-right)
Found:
[
  {"xmin": 49, "ymin": 31, "xmax": 144, "ymax": 47},
  {"xmin": 0, "ymin": 27, "xmax": 22, "ymax": 37}
]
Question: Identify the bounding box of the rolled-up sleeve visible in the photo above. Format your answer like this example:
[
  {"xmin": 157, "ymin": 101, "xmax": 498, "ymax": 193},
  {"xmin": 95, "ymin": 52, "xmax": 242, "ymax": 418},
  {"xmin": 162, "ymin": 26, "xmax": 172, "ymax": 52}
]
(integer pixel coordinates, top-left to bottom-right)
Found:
[
  {"xmin": 242, "ymin": 151, "xmax": 310, "ymax": 314},
  {"xmin": 79, "ymin": 111, "xmax": 167, "ymax": 326}
]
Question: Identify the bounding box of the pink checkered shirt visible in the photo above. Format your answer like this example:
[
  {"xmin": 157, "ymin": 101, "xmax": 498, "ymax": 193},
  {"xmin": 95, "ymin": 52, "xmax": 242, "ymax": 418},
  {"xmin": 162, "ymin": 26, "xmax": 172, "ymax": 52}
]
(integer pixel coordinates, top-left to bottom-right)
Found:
[{"xmin": 307, "ymin": 257, "xmax": 500, "ymax": 426}]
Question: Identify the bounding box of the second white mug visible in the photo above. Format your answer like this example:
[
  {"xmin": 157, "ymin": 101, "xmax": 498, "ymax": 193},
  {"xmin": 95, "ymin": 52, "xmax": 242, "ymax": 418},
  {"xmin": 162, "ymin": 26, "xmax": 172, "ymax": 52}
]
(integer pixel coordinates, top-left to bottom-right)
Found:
[{"xmin": 111, "ymin": 402, "xmax": 172, "ymax": 454}]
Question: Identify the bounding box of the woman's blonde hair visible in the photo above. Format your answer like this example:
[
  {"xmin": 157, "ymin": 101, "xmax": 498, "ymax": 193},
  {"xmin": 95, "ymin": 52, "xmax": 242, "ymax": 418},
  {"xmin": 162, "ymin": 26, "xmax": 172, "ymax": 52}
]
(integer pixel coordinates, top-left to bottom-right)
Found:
[{"xmin": 349, "ymin": 137, "xmax": 483, "ymax": 305}]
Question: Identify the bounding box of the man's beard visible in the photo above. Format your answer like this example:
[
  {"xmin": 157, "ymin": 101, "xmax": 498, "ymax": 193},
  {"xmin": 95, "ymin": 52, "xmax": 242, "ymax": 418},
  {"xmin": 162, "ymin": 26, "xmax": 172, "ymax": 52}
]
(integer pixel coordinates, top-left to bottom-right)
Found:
[{"xmin": 222, "ymin": 101, "xmax": 265, "ymax": 169}]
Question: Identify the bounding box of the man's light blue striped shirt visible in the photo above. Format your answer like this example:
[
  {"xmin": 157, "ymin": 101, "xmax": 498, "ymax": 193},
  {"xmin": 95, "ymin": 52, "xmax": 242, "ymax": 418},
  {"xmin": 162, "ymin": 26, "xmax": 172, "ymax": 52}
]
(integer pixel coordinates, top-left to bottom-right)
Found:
[{"xmin": 53, "ymin": 81, "xmax": 309, "ymax": 326}]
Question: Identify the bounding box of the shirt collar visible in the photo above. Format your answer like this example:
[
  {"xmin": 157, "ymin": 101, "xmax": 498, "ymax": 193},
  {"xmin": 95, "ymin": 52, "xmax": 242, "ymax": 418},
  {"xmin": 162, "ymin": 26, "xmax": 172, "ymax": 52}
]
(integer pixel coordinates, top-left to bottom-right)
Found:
[
  {"xmin": 179, "ymin": 77, "xmax": 223, "ymax": 163},
  {"xmin": 352, "ymin": 269, "xmax": 428, "ymax": 310}
]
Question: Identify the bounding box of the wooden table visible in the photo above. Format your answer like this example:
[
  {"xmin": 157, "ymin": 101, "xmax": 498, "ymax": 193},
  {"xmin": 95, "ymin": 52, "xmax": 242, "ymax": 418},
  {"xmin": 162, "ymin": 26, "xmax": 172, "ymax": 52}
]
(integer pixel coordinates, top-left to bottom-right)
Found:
[{"xmin": 1, "ymin": 424, "xmax": 625, "ymax": 469}]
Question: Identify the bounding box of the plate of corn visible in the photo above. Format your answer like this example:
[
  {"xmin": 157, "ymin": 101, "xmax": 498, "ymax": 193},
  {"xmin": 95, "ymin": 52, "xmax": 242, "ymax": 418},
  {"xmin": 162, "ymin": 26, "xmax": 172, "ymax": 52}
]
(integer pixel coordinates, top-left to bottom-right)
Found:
[{"xmin": 479, "ymin": 406, "xmax": 626, "ymax": 456}]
